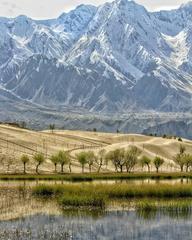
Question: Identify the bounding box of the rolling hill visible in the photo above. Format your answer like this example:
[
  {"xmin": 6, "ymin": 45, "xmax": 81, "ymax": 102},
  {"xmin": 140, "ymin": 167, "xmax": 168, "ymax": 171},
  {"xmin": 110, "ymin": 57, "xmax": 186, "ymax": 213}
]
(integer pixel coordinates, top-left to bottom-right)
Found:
[{"xmin": 0, "ymin": 124, "xmax": 191, "ymax": 173}]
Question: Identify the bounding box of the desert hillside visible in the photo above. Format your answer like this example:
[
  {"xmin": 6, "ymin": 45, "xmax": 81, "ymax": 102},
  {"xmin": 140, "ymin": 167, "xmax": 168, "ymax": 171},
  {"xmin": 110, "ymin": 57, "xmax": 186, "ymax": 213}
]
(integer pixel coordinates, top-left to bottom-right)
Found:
[{"xmin": 0, "ymin": 124, "xmax": 191, "ymax": 173}]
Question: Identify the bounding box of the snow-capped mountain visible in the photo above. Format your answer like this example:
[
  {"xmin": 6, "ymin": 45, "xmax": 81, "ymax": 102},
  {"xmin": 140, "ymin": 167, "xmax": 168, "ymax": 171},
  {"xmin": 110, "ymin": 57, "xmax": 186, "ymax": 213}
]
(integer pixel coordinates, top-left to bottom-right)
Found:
[{"xmin": 0, "ymin": 0, "xmax": 192, "ymax": 113}]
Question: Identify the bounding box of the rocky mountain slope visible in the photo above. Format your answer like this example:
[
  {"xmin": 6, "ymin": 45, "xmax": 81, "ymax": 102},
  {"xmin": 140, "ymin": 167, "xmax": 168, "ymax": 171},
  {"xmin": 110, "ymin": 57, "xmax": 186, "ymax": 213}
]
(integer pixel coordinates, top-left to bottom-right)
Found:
[{"xmin": 0, "ymin": 0, "xmax": 192, "ymax": 113}]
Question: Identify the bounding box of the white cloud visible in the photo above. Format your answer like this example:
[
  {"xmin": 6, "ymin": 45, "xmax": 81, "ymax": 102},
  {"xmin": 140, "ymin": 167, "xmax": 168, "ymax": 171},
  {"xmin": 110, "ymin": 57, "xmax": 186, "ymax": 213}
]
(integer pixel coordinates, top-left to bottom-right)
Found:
[{"xmin": 0, "ymin": 0, "xmax": 189, "ymax": 19}]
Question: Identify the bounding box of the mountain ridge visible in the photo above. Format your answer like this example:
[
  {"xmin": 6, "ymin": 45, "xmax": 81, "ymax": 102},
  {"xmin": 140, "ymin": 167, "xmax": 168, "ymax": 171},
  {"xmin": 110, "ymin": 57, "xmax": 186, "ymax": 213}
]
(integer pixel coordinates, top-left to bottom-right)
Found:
[{"xmin": 0, "ymin": 0, "xmax": 192, "ymax": 113}]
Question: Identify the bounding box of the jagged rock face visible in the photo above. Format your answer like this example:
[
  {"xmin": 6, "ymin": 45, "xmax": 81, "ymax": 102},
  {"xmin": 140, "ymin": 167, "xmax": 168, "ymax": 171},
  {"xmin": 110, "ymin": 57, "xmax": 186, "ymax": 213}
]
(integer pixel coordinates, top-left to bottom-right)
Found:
[{"xmin": 0, "ymin": 0, "xmax": 192, "ymax": 113}]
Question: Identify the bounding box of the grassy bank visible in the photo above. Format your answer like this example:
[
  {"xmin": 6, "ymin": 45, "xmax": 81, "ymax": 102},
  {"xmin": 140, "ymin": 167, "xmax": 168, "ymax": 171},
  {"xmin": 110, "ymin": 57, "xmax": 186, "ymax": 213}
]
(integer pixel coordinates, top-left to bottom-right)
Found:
[
  {"xmin": 136, "ymin": 199, "xmax": 192, "ymax": 212},
  {"xmin": 58, "ymin": 194, "xmax": 106, "ymax": 208},
  {"xmin": 33, "ymin": 183, "xmax": 192, "ymax": 208},
  {"xmin": 0, "ymin": 172, "xmax": 192, "ymax": 181},
  {"xmin": 135, "ymin": 199, "xmax": 192, "ymax": 219}
]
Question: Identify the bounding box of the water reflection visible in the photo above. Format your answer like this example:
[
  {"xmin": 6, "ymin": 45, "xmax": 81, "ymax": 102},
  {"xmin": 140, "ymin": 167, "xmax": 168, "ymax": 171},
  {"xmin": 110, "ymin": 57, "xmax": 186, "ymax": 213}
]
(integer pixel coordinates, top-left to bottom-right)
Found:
[
  {"xmin": 0, "ymin": 180, "xmax": 192, "ymax": 239},
  {"xmin": 0, "ymin": 211, "xmax": 192, "ymax": 240},
  {"xmin": 137, "ymin": 208, "xmax": 192, "ymax": 220},
  {"xmin": 0, "ymin": 186, "xmax": 61, "ymax": 221},
  {"xmin": 0, "ymin": 178, "xmax": 191, "ymax": 188}
]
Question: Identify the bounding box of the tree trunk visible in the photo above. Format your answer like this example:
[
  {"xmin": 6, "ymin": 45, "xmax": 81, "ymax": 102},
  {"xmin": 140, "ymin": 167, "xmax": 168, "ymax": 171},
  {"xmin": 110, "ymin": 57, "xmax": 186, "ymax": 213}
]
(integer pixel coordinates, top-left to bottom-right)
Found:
[
  {"xmin": 97, "ymin": 164, "xmax": 102, "ymax": 173},
  {"xmin": 23, "ymin": 163, "xmax": 26, "ymax": 174},
  {"xmin": 156, "ymin": 167, "xmax": 159, "ymax": 173},
  {"xmin": 89, "ymin": 165, "xmax": 92, "ymax": 173},
  {"xmin": 147, "ymin": 164, "xmax": 150, "ymax": 173},
  {"xmin": 54, "ymin": 163, "xmax": 57, "ymax": 173},
  {"xmin": 69, "ymin": 163, "xmax": 72, "ymax": 173},
  {"xmin": 82, "ymin": 164, "xmax": 84, "ymax": 173},
  {"xmin": 61, "ymin": 164, "xmax": 64, "ymax": 173},
  {"xmin": 180, "ymin": 166, "xmax": 184, "ymax": 172},
  {"xmin": 36, "ymin": 163, "xmax": 40, "ymax": 174},
  {"xmin": 126, "ymin": 165, "xmax": 131, "ymax": 173},
  {"xmin": 120, "ymin": 165, "xmax": 123, "ymax": 173}
]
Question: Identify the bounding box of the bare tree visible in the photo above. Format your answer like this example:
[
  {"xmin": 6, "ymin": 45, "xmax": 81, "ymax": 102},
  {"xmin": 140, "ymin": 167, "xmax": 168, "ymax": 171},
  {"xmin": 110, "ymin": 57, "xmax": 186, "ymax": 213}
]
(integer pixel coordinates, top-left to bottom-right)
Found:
[
  {"xmin": 140, "ymin": 156, "xmax": 151, "ymax": 172},
  {"xmin": 49, "ymin": 124, "xmax": 55, "ymax": 134},
  {"xmin": 57, "ymin": 151, "xmax": 70, "ymax": 173},
  {"xmin": 184, "ymin": 154, "xmax": 192, "ymax": 172},
  {"xmin": 105, "ymin": 149, "xmax": 125, "ymax": 172},
  {"xmin": 33, "ymin": 153, "xmax": 45, "ymax": 174},
  {"xmin": 86, "ymin": 151, "xmax": 96, "ymax": 173},
  {"xmin": 50, "ymin": 154, "xmax": 59, "ymax": 173},
  {"xmin": 68, "ymin": 158, "xmax": 72, "ymax": 173},
  {"xmin": 153, "ymin": 156, "xmax": 164, "ymax": 173},
  {"xmin": 21, "ymin": 154, "xmax": 30, "ymax": 174},
  {"xmin": 76, "ymin": 152, "xmax": 88, "ymax": 173},
  {"xmin": 174, "ymin": 145, "xmax": 186, "ymax": 172},
  {"xmin": 96, "ymin": 149, "xmax": 106, "ymax": 173},
  {"xmin": 7, "ymin": 156, "xmax": 13, "ymax": 173},
  {"xmin": 124, "ymin": 146, "xmax": 141, "ymax": 173}
]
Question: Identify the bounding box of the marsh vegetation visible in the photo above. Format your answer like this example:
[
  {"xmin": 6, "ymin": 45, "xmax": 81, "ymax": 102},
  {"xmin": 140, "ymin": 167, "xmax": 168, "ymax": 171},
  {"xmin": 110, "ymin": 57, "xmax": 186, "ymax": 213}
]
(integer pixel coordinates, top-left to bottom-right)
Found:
[
  {"xmin": 0, "ymin": 179, "xmax": 191, "ymax": 239},
  {"xmin": 32, "ymin": 183, "xmax": 192, "ymax": 208}
]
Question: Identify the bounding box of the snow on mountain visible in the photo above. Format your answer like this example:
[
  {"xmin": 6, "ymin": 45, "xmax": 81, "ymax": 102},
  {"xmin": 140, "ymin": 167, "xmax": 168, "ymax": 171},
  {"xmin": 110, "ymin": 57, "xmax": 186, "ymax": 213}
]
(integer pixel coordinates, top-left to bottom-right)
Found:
[{"xmin": 0, "ymin": 0, "xmax": 192, "ymax": 113}]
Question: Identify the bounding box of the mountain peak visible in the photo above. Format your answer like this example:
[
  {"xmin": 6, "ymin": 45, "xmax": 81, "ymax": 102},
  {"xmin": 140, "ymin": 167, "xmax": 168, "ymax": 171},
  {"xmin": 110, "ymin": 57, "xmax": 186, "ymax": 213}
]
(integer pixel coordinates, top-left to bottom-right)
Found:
[
  {"xmin": 57, "ymin": 4, "xmax": 97, "ymax": 26},
  {"xmin": 58, "ymin": 4, "xmax": 96, "ymax": 19},
  {"xmin": 117, "ymin": 0, "xmax": 133, "ymax": 4},
  {"xmin": 180, "ymin": 1, "xmax": 192, "ymax": 10},
  {"xmin": 14, "ymin": 15, "xmax": 31, "ymax": 22},
  {"xmin": 114, "ymin": 0, "xmax": 147, "ymax": 13},
  {"xmin": 115, "ymin": 0, "xmax": 138, "ymax": 7},
  {"xmin": 0, "ymin": 0, "xmax": 192, "ymax": 114},
  {"xmin": 76, "ymin": 4, "xmax": 96, "ymax": 10}
]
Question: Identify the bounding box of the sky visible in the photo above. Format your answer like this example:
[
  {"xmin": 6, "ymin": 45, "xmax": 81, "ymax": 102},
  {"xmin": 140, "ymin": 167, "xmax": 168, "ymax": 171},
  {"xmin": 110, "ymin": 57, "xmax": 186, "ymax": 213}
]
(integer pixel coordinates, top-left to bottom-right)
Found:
[{"xmin": 0, "ymin": 0, "xmax": 190, "ymax": 19}]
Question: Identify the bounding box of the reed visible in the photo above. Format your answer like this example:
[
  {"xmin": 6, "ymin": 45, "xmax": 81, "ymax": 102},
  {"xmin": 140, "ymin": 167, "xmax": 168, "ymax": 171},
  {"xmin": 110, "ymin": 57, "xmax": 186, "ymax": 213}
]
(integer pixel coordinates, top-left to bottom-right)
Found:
[
  {"xmin": 33, "ymin": 184, "xmax": 65, "ymax": 196},
  {"xmin": 33, "ymin": 183, "xmax": 192, "ymax": 208},
  {"xmin": 33, "ymin": 183, "xmax": 192, "ymax": 198},
  {"xmin": 135, "ymin": 199, "xmax": 192, "ymax": 219},
  {"xmin": 106, "ymin": 184, "xmax": 192, "ymax": 198},
  {"xmin": 59, "ymin": 194, "xmax": 106, "ymax": 208},
  {"xmin": 136, "ymin": 199, "xmax": 192, "ymax": 211}
]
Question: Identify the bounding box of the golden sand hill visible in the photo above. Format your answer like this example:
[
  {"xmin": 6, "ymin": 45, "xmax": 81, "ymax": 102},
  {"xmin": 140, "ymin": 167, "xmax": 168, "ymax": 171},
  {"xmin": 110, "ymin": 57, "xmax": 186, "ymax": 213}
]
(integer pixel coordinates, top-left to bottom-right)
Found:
[{"xmin": 0, "ymin": 124, "xmax": 192, "ymax": 173}]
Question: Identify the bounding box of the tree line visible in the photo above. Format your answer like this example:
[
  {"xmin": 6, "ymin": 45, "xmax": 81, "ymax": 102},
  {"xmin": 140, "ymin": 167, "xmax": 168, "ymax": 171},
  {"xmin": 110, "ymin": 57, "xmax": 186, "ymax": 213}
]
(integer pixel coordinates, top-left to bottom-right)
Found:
[{"xmin": 18, "ymin": 144, "xmax": 192, "ymax": 174}]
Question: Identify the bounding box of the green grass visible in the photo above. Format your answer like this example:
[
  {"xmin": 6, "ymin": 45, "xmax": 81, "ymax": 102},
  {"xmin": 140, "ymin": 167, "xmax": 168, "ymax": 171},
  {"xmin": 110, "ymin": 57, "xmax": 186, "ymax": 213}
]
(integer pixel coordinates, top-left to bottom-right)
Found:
[
  {"xmin": 135, "ymin": 199, "xmax": 192, "ymax": 219},
  {"xmin": 32, "ymin": 183, "xmax": 192, "ymax": 208},
  {"xmin": 106, "ymin": 184, "xmax": 192, "ymax": 198},
  {"xmin": 136, "ymin": 199, "xmax": 192, "ymax": 211},
  {"xmin": 58, "ymin": 194, "xmax": 106, "ymax": 208},
  {"xmin": 33, "ymin": 185, "xmax": 55, "ymax": 196},
  {"xmin": 33, "ymin": 184, "xmax": 106, "ymax": 208},
  {"xmin": 0, "ymin": 172, "xmax": 192, "ymax": 181},
  {"xmin": 33, "ymin": 185, "xmax": 64, "ymax": 196},
  {"xmin": 33, "ymin": 183, "xmax": 192, "ymax": 198}
]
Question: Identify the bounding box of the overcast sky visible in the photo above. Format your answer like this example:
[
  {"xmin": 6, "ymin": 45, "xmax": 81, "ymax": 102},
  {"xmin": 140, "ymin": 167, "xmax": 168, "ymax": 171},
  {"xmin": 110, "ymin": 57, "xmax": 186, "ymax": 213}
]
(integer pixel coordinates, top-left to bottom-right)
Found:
[{"xmin": 0, "ymin": 0, "xmax": 189, "ymax": 19}]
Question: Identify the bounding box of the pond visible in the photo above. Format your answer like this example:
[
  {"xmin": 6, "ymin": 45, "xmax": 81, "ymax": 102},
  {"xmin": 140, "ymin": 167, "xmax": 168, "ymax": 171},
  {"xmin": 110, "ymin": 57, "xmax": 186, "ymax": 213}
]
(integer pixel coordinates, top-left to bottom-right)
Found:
[
  {"xmin": 0, "ymin": 180, "xmax": 192, "ymax": 240},
  {"xmin": 0, "ymin": 211, "xmax": 192, "ymax": 240}
]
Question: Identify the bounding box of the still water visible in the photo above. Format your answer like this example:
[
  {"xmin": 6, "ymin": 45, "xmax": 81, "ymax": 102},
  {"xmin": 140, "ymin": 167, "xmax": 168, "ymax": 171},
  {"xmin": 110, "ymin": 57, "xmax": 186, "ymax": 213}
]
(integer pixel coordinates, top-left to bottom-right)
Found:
[
  {"xmin": 0, "ymin": 211, "xmax": 192, "ymax": 240},
  {"xmin": 0, "ymin": 180, "xmax": 191, "ymax": 240}
]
